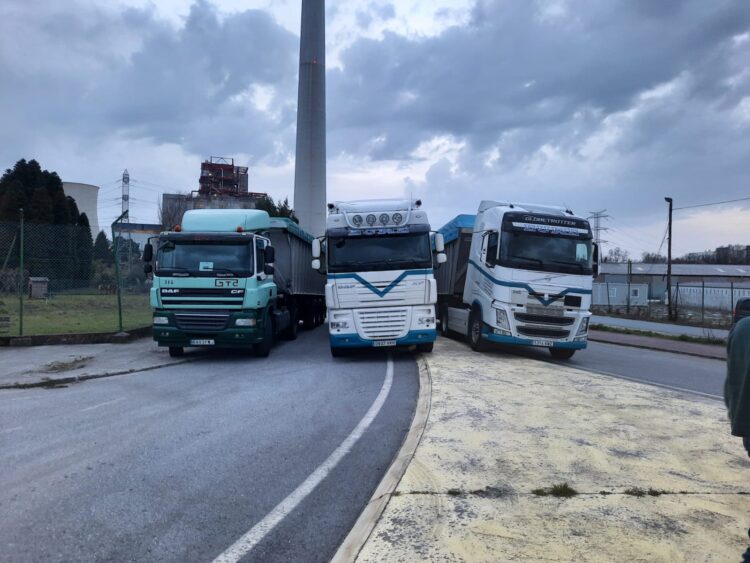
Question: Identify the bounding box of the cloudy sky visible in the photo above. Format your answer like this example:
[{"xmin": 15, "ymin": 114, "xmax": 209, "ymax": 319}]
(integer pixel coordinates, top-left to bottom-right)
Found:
[{"xmin": 1, "ymin": 0, "xmax": 749, "ymax": 257}]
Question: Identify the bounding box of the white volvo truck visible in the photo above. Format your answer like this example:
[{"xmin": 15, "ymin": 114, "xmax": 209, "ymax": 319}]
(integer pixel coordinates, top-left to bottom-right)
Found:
[
  {"xmin": 313, "ymin": 199, "xmax": 446, "ymax": 357},
  {"xmin": 436, "ymin": 201, "xmax": 598, "ymax": 359}
]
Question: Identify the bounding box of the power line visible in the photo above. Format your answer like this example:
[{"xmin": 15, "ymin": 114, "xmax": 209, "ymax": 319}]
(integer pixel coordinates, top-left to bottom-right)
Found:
[
  {"xmin": 587, "ymin": 210, "xmax": 609, "ymax": 251},
  {"xmin": 674, "ymin": 196, "xmax": 750, "ymax": 211}
]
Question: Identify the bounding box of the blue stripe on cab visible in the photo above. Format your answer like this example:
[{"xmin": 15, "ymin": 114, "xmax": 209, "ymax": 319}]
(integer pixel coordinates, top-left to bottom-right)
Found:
[{"xmin": 327, "ymin": 269, "xmax": 432, "ymax": 298}]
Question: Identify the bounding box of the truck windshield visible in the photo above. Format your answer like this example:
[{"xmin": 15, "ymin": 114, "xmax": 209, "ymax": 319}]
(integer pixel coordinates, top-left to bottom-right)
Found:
[
  {"xmin": 328, "ymin": 233, "xmax": 432, "ymax": 273},
  {"xmin": 499, "ymin": 232, "xmax": 593, "ymax": 275},
  {"xmin": 156, "ymin": 240, "xmax": 254, "ymax": 277}
]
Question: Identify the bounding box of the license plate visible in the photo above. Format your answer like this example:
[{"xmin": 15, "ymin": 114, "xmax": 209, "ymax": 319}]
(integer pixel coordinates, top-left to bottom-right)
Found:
[
  {"xmin": 532, "ymin": 339, "xmax": 554, "ymax": 347},
  {"xmin": 373, "ymin": 340, "xmax": 397, "ymax": 347},
  {"xmin": 190, "ymin": 339, "xmax": 215, "ymax": 346}
]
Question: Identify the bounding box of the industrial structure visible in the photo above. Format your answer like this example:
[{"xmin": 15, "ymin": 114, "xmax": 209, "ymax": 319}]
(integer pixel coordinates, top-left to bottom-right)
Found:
[
  {"xmin": 62, "ymin": 182, "xmax": 100, "ymax": 236},
  {"xmin": 160, "ymin": 157, "xmax": 265, "ymax": 229},
  {"xmin": 293, "ymin": 0, "xmax": 327, "ymax": 237}
]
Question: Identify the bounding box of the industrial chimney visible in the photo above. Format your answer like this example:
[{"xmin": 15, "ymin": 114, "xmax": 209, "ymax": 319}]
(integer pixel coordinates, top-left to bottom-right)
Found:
[{"xmin": 293, "ymin": 0, "xmax": 326, "ymax": 237}]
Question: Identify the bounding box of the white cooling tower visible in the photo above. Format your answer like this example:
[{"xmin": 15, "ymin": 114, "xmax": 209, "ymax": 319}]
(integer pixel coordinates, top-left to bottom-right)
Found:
[{"xmin": 62, "ymin": 182, "xmax": 101, "ymax": 236}]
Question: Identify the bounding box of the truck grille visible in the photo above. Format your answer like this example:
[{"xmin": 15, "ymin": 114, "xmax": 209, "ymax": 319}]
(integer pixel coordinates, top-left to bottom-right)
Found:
[
  {"xmin": 517, "ymin": 326, "xmax": 570, "ymax": 339},
  {"xmin": 174, "ymin": 313, "xmax": 230, "ymax": 332},
  {"xmin": 514, "ymin": 313, "xmax": 575, "ymax": 326},
  {"xmin": 355, "ymin": 308, "xmax": 408, "ymax": 340}
]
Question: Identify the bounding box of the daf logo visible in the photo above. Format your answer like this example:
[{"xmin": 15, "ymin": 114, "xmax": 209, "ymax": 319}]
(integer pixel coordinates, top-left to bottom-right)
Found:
[{"xmin": 161, "ymin": 289, "xmax": 180, "ymax": 294}]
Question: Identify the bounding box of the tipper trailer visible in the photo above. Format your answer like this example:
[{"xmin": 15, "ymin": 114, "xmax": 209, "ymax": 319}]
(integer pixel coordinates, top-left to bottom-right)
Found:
[
  {"xmin": 144, "ymin": 209, "xmax": 324, "ymax": 357},
  {"xmin": 436, "ymin": 201, "xmax": 598, "ymax": 359},
  {"xmin": 314, "ymin": 199, "xmax": 446, "ymax": 357}
]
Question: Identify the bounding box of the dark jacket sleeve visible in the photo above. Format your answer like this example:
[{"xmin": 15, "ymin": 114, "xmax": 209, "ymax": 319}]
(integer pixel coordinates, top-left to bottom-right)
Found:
[{"xmin": 725, "ymin": 318, "xmax": 750, "ymax": 437}]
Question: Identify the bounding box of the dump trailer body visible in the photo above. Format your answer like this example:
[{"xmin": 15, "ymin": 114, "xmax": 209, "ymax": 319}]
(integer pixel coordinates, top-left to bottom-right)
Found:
[
  {"xmin": 436, "ymin": 214, "xmax": 476, "ymax": 300},
  {"xmin": 269, "ymin": 218, "xmax": 325, "ymax": 297}
]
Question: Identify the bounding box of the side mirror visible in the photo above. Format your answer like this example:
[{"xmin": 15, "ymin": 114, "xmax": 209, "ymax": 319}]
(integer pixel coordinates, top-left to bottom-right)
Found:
[
  {"xmin": 264, "ymin": 264, "xmax": 275, "ymax": 276},
  {"xmin": 436, "ymin": 253, "xmax": 447, "ymax": 265},
  {"xmin": 311, "ymin": 258, "xmax": 321, "ymax": 270},
  {"xmin": 312, "ymin": 239, "xmax": 321, "ymax": 259},
  {"xmin": 144, "ymin": 263, "xmax": 153, "ymax": 274},
  {"xmin": 434, "ymin": 233, "xmax": 445, "ymax": 253},
  {"xmin": 265, "ymin": 245, "xmax": 275, "ymax": 264},
  {"xmin": 143, "ymin": 243, "xmax": 153, "ymax": 262}
]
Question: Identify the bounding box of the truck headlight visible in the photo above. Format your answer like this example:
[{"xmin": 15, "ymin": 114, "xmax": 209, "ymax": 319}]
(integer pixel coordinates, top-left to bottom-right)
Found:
[
  {"xmin": 236, "ymin": 318, "xmax": 257, "ymax": 327},
  {"xmin": 153, "ymin": 316, "xmax": 169, "ymax": 325},
  {"xmin": 576, "ymin": 317, "xmax": 590, "ymax": 336},
  {"xmin": 330, "ymin": 321, "xmax": 349, "ymax": 330},
  {"xmin": 417, "ymin": 315, "xmax": 435, "ymax": 326},
  {"xmin": 495, "ymin": 308, "xmax": 510, "ymax": 330}
]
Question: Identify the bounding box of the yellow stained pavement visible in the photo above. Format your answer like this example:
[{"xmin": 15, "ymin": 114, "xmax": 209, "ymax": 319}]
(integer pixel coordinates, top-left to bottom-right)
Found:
[{"xmin": 357, "ymin": 338, "xmax": 749, "ymax": 562}]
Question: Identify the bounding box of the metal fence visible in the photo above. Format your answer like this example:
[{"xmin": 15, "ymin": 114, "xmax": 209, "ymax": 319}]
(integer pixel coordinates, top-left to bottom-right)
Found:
[
  {"xmin": 592, "ymin": 281, "xmax": 750, "ymax": 328},
  {"xmin": 0, "ymin": 215, "xmax": 150, "ymax": 337}
]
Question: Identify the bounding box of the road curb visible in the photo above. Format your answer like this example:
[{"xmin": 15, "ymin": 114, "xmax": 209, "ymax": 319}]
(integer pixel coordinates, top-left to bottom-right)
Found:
[
  {"xmin": 588, "ymin": 334, "xmax": 725, "ymax": 361},
  {"xmin": 331, "ymin": 354, "xmax": 433, "ymax": 563},
  {"xmin": 0, "ymin": 357, "xmax": 200, "ymax": 390}
]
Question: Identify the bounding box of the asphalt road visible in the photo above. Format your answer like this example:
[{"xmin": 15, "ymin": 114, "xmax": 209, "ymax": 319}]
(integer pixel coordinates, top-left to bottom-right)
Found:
[
  {"xmin": 453, "ymin": 336, "xmax": 726, "ymax": 400},
  {"xmin": 0, "ymin": 328, "xmax": 419, "ymax": 563}
]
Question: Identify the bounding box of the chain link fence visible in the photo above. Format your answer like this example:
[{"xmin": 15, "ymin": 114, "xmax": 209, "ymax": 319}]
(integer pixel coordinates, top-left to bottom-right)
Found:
[{"xmin": 0, "ymin": 218, "xmax": 151, "ymax": 337}]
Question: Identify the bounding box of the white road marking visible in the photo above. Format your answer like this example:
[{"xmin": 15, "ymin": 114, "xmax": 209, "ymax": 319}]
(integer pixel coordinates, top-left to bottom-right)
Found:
[
  {"xmin": 0, "ymin": 426, "xmax": 23, "ymax": 434},
  {"xmin": 212, "ymin": 355, "xmax": 395, "ymax": 563},
  {"xmin": 80, "ymin": 397, "xmax": 124, "ymax": 412}
]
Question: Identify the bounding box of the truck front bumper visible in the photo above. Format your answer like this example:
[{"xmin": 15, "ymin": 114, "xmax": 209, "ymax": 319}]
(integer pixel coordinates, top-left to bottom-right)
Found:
[
  {"xmin": 330, "ymin": 329, "xmax": 436, "ymax": 349},
  {"xmin": 482, "ymin": 325, "xmax": 588, "ymax": 349},
  {"xmin": 152, "ymin": 310, "xmax": 264, "ymax": 349}
]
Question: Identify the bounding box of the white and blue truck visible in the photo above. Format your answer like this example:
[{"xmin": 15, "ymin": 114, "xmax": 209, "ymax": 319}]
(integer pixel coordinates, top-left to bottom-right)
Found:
[
  {"xmin": 436, "ymin": 201, "xmax": 598, "ymax": 359},
  {"xmin": 143, "ymin": 209, "xmax": 325, "ymax": 358},
  {"xmin": 313, "ymin": 199, "xmax": 446, "ymax": 357}
]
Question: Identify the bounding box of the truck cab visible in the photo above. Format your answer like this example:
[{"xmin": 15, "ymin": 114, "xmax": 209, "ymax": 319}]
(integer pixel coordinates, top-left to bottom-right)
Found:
[
  {"xmin": 437, "ymin": 201, "xmax": 597, "ymax": 359},
  {"xmin": 316, "ymin": 199, "xmax": 445, "ymax": 356},
  {"xmin": 144, "ymin": 209, "xmax": 323, "ymax": 358}
]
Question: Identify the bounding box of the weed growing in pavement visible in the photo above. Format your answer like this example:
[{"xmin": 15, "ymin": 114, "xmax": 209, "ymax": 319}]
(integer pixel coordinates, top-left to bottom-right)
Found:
[{"xmin": 532, "ymin": 483, "xmax": 579, "ymax": 498}]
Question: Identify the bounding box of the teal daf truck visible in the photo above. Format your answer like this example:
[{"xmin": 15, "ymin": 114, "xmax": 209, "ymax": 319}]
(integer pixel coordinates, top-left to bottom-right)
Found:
[{"xmin": 143, "ymin": 209, "xmax": 325, "ymax": 357}]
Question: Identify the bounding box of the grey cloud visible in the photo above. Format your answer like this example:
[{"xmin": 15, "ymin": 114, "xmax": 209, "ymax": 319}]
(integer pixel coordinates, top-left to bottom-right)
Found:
[{"xmin": 0, "ymin": 0, "xmax": 299, "ymax": 165}]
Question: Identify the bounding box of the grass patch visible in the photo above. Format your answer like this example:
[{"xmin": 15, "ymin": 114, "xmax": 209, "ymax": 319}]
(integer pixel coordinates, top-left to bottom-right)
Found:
[
  {"xmin": 624, "ymin": 487, "xmax": 646, "ymax": 497},
  {"xmin": 532, "ymin": 483, "xmax": 578, "ymax": 498},
  {"xmin": 590, "ymin": 323, "xmax": 725, "ymax": 346},
  {"xmin": 1, "ymin": 293, "xmax": 151, "ymax": 336}
]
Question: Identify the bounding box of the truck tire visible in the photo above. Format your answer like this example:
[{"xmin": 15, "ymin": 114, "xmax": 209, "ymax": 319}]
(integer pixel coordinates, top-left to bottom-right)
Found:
[
  {"xmin": 549, "ymin": 348, "xmax": 576, "ymax": 360},
  {"xmin": 439, "ymin": 305, "xmax": 450, "ymax": 337},
  {"xmin": 283, "ymin": 307, "xmax": 299, "ymax": 340},
  {"xmin": 254, "ymin": 312, "xmax": 274, "ymax": 358},
  {"xmin": 468, "ymin": 311, "xmax": 488, "ymax": 352},
  {"xmin": 168, "ymin": 346, "xmax": 184, "ymax": 358},
  {"xmin": 330, "ymin": 345, "xmax": 347, "ymax": 358},
  {"xmin": 416, "ymin": 342, "xmax": 434, "ymax": 353}
]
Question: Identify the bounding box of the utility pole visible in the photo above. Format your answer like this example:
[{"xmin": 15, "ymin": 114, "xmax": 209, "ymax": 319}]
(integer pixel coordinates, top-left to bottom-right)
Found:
[
  {"xmin": 665, "ymin": 197, "xmax": 673, "ymax": 320},
  {"xmin": 121, "ymin": 169, "xmax": 131, "ymax": 275}
]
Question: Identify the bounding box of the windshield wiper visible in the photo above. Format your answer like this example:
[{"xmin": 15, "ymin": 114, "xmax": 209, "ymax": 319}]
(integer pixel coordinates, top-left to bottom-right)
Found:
[
  {"xmin": 510, "ymin": 255, "xmax": 544, "ymax": 268},
  {"xmin": 549, "ymin": 260, "xmax": 585, "ymax": 273}
]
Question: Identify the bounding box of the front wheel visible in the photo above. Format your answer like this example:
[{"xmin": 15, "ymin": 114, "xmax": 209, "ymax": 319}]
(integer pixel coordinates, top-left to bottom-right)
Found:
[
  {"xmin": 416, "ymin": 342, "xmax": 434, "ymax": 353},
  {"xmin": 283, "ymin": 308, "xmax": 298, "ymax": 340},
  {"xmin": 254, "ymin": 314, "xmax": 274, "ymax": 358},
  {"xmin": 439, "ymin": 305, "xmax": 450, "ymax": 337},
  {"xmin": 549, "ymin": 348, "xmax": 576, "ymax": 360},
  {"xmin": 168, "ymin": 346, "xmax": 184, "ymax": 358},
  {"xmin": 468, "ymin": 311, "xmax": 488, "ymax": 352}
]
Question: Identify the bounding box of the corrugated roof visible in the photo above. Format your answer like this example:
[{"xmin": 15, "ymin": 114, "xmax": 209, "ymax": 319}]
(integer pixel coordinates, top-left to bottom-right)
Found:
[{"xmin": 601, "ymin": 263, "xmax": 750, "ymax": 277}]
